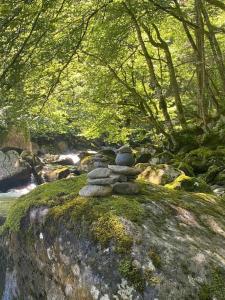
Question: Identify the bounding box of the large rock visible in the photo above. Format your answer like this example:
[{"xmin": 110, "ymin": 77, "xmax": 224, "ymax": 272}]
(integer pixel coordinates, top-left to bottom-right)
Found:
[
  {"xmin": 79, "ymin": 185, "xmax": 112, "ymax": 197},
  {"xmin": 113, "ymin": 182, "xmax": 140, "ymax": 194},
  {"xmin": 0, "ymin": 150, "xmax": 32, "ymax": 191},
  {"xmin": 0, "ymin": 124, "xmax": 31, "ymax": 152},
  {"xmin": 20, "ymin": 150, "xmax": 43, "ymax": 168},
  {"xmin": 2, "ymin": 175, "xmax": 225, "ymax": 299},
  {"xmin": 108, "ymin": 165, "xmax": 141, "ymax": 176},
  {"xmin": 138, "ymin": 164, "xmax": 181, "ymax": 185},
  {"xmin": 88, "ymin": 168, "xmax": 111, "ymax": 179}
]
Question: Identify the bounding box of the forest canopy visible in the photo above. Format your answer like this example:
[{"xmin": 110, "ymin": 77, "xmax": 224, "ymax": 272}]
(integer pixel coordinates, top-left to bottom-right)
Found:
[{"xmin": 0, "ymin": 0, "xmax": 225, "ymax": 146}]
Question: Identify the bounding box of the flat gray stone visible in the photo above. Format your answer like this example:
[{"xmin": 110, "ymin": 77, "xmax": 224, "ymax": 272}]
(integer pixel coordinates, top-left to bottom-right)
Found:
[
  {"xmin": 113, "ymin": 182, "xmax": 140, "ymax": 195},
  {"xmin": 88, "ymin": 178, "xmax": 116, "ymax": 185},
  {"xmin": 108, "ymin": 165, "xmax": 141, "ymax": 176},
  {"xmin": 88, "ymin": 168, "xmax": 111, "ymax": 179},
  {"xmin": 93, "ymin": 161, "xmax": 108, "ymax": 168},
  {"xmin": 110, "ymin": 174, "xmax": 127, "ymax": 182},
  {"xmin": 79, "ymin": 185, "xmax": 112, "ymax": 197}
]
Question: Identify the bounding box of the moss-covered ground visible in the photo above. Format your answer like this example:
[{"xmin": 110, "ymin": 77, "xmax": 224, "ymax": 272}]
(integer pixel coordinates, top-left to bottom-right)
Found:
[{"xmin": 2, "ymin": 174, "xmax": 225, "ymax": 235}]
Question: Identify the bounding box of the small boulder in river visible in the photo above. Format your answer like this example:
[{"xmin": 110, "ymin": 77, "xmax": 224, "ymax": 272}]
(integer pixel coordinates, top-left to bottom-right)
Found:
[
  {"xmin": 79, "ymin": 185, "xmax": 112, "ymax": 197},
  {"xmin": 42, "ymin": 166, "xmax": 70, "ymax": 182}
]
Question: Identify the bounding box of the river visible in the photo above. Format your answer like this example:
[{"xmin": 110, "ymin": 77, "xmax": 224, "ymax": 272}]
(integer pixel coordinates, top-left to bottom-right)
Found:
[{"xmin": 0, "ymin": 152, "xmax": 83, "ymax": 219}]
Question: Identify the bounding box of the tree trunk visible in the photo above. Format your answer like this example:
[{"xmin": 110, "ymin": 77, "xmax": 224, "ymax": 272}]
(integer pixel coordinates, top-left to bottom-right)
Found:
[
  {"xmin": 123, "ymin": 2, "xmax": 175, "ymax": 133},
  {"xmin": 195, "ymin": 0, "xmax": 209, "ymax": 131}
]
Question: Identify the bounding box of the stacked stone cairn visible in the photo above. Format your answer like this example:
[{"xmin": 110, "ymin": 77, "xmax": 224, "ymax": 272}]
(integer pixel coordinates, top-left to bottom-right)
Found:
[{"xmin": 79, "ymin": 145, "xmax": 141, "ymax": 197}]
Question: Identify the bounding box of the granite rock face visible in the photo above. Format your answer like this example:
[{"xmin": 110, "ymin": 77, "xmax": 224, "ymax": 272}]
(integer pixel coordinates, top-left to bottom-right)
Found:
[{"xmin": 1, "ymin": 179, "xmax": 225, "ymax": 300}]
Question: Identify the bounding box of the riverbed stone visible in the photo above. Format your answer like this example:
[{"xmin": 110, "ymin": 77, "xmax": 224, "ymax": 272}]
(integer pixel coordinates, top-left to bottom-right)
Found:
[
  {"xmin": 79, "ymin": 185, "xmax": 112, "ymax": 197},
  {"xmin": 112, "ymin": 182, "xmax": 140, "ymax": 195},
  {"xmin": 88, "ymin": 168, "xmax": 111, "ymax": 179},
  {"xmin": 44, "ymin": 167, "xmax": 70, "ymax": 182},
  {"xmin": 108, "ymin": 165, "xmax": 141, "ymax": 176}
]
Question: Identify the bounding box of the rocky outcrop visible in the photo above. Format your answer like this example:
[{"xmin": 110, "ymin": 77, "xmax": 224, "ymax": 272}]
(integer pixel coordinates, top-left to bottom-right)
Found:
[
  {"xmin": 1, "ymin": 175, "xmax": 225, "ymax": 299},
  {"xmin": 0, "ymin": 124, "xmax": 31, "ymax": 152},
  {"xmin": 0, "ymin": 150, "xmax": 32, "ymax": 192}
]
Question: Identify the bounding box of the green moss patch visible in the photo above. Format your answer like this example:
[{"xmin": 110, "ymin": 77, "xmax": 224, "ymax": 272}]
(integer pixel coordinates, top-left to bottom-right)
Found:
[
  {"xmin": 92, "ymin": 213, "xmax": 133, "ymax": 252},
  {"xmin": 1, "ymin": 175, "xmax": 86, "ymax": 233},
  {"xmin": 165, "ymin": 174, "xmax": 211, "ymax": 193},
  {"xmin": 199, "ymin": 267, "xmax": 225, "ymax": 300},
  {"xmin": 119, "ymin": 259, "xmax": 145, "ymax": 291}
]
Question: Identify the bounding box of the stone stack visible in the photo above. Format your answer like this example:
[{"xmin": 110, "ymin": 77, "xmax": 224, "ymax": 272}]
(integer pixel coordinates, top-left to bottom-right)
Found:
[
  {"xmin": 109, "ymin": 165, "xmax": 141, "ymax": 195},
  {"xmin": 79, "ymin": 167, "xmax": 113, "ymax": 197},
  {"xmin": 79, "ymin": 145, "xmax": 141, "ymax": 197}
]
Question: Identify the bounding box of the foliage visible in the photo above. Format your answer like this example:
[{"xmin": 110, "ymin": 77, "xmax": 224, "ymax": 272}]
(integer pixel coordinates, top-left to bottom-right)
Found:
[{"xmin": 0, "ymin": 0, "xmax": 225, "ymax": 143}]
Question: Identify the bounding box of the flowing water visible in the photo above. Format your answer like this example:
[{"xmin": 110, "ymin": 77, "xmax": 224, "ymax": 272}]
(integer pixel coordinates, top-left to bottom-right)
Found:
[
  {"xmin": 0, "ymin": 175, "xmax": 37, "ymax": 218},
  {"xmin": 0, "ymin": 152, "xmax": 85, "ymax": 218},
  {"xmin": 58, "ymin": 153, "xmax": 81, "ymax": 164}
]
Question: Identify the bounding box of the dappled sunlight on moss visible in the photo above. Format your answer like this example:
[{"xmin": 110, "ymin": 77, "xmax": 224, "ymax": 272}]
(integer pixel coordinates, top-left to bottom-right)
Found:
[
  {"xmin": 91, "ymin": 213, "xmax": 133, "ymax": 253},
  {"xmin": 1, "ymin": 175, "xmax": 87, "ymax": 233}
]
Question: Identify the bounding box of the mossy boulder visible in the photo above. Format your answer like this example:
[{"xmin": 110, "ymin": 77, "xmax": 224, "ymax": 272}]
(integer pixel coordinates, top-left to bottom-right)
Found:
[
  {"xmin": 1, "ymin": 175, "xmax": 225, "ymax": 299},
  {"xmin": 172, "ymin": 126, "xmax": 202, "ymax": 152},
  {"xmin": 185, "ymin": 147, "xmax": 225, "ymax": 173},
  {"xmin": 78, "ymin": 154, "xmax": 95, "ymax": 172},
  {"xmin": 138, "ymin": 164, "xmax": 181, "ymax": 185},
  {"xmin": 42, "ymin": 166, "xmax": 70, "ymax": 182},
  {"xmin": 172, "ymin": 161, "xmax": 195, "ymax": 177},
  {"xmin": 165, "ymin": 174, "xmax": 212, "ymax": 193},
  {"xmin": 204, "ymin": 165, "xmax": 223, "ymax": 184},
  {"xmin": 214, "ymin": 170, "xmax": 225, "ymax": 185}
]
